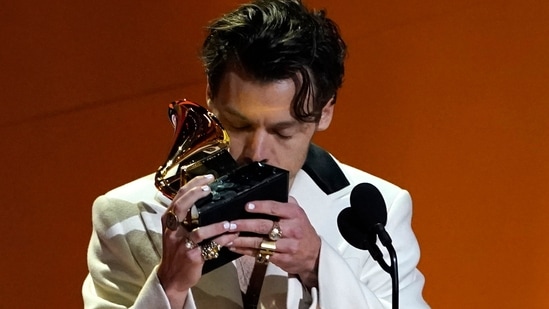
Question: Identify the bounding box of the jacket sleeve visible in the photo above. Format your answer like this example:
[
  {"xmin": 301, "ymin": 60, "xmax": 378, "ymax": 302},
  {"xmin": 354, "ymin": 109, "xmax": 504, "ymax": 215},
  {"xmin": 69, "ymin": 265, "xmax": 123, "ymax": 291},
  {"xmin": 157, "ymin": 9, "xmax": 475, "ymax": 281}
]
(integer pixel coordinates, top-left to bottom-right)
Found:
[
  {"xmin": 82, "ymin": 195, "xmax": 172, "ymax": 309},
  {"xmin": 315, "ymin": 190, "xmax": 429, "ymax": 308}
]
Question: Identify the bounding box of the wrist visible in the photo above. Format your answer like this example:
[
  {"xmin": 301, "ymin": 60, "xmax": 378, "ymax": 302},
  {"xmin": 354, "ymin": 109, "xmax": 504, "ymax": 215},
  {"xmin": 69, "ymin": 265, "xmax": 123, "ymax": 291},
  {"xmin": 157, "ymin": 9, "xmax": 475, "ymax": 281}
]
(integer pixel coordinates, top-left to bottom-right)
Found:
[
  {"xmin": 157, "ymin": 266, "xmax": 190, "ymax": 308},
  {"xmin": 298, "ymin": 249, "xmax": 320, "ymax": 289},
  {"xmin": 164, "ymin": 288, "xmax": 189, "ymax": 309}
]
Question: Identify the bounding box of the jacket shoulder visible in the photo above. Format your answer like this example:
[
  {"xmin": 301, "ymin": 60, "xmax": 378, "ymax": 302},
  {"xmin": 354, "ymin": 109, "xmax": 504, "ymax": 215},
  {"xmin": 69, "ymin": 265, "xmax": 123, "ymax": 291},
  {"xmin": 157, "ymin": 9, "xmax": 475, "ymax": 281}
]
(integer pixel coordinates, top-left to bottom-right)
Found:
[{"xmin": 91, "ymin": 173, "xmax": 163, "ymax": 231}]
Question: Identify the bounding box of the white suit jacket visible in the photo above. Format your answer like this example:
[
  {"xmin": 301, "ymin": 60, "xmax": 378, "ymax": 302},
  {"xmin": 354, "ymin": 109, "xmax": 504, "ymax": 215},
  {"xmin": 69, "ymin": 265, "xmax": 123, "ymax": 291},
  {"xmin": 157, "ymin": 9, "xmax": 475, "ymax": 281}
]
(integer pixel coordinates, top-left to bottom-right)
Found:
[{"xmin": 83, "ymin": 145, "xmax": 429, "ymax": 308}]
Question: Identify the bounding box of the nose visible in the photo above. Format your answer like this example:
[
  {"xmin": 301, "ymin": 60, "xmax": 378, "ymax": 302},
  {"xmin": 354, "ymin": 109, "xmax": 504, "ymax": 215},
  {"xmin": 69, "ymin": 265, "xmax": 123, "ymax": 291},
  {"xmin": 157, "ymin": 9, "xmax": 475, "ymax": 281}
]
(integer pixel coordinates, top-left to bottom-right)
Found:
[{"xmin": 241, "ymin": 130, "xmax": 268, "ymax": 164}]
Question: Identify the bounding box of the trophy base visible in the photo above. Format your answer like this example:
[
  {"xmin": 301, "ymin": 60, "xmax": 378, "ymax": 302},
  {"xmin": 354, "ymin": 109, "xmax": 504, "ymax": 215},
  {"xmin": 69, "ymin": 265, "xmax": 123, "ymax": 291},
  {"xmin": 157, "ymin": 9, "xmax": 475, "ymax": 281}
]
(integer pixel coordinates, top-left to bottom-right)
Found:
[{"xmin": 193, "ymin": 162, "xmax": 289, "ymax": 274}]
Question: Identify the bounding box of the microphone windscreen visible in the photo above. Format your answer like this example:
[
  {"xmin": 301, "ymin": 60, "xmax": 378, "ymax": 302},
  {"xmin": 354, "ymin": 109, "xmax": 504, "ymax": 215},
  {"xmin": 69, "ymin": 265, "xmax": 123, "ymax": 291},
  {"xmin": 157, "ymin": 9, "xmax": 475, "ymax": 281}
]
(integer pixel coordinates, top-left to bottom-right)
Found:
[
  {"xmin": 350, "ymin": 183, "xmax": 387, "ymax": 226},
  {"xmin": 337, "ymin": 208, "xmax": 374, "ymax": 250}
]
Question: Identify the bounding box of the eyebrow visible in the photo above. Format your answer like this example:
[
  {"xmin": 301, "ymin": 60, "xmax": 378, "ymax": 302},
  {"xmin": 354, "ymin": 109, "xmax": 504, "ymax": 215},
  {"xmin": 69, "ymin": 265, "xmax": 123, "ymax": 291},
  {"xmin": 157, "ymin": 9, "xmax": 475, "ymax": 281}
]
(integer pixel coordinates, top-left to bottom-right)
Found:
[
  {"xmin": 271, "ymin": 120, "xmax": 299, "ymax": 130},
  {"xmin": 223, "ymin": 106, "xmax": 248, "ymax": 122},
  {"xmin": 222, "ymin": 105, "xmax": 300, "ymax": 129}
]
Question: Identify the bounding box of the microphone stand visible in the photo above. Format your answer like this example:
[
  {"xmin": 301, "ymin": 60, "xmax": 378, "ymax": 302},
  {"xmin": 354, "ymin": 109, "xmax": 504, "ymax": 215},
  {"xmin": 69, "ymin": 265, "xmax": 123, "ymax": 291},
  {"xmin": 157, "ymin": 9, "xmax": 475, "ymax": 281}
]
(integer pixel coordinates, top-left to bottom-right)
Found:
[{"xmin": 371, "ymin": 224, "xmax": 399, "ymax": 309}]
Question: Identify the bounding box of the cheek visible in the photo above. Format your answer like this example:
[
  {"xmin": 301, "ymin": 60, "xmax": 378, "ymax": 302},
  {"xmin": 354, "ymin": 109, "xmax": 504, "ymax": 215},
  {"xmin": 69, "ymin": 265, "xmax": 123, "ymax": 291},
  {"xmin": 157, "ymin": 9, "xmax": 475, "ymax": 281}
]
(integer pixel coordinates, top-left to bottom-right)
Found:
[
  {"xmin": 227, "ymin": 136, "xmax": 244, "ymax": 160},
  {"xmin": 270, "ymin": 140, "xmax": 309, "ymax": 179},
  {"xmin": 281, "ymin": 146, "xmax": 308, "ymax": 174}
]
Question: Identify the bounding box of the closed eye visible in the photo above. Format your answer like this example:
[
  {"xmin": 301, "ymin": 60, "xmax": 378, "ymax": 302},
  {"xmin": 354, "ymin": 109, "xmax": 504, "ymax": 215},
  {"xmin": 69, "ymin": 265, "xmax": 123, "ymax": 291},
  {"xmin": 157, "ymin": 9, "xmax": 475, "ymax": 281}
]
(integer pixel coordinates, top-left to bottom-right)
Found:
[
  {"xmin": 226, "ymin": 123, "xmax": 252, "ymax": 132},
  {"xmin": 275, "ymin": 131, "xmax": 293, "ymax": 139}
]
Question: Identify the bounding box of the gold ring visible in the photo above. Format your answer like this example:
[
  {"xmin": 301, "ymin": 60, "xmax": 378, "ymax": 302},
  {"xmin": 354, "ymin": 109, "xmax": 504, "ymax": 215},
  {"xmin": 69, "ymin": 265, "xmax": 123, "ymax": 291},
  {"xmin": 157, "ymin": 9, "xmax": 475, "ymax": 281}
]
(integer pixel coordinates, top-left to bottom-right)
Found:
[
  {"xmin": 166, "ymin": 210, "xmax": 181, "ymax": 231},
  {"xmin": 268, "ymin": 221, "xmax": 282, "ymax": 241},
  {"xmin": 201, "ymin": 241, "xmax": 222, "ymax": 260},
  {"xmin": 184, "ymin": 237, "xmax": 197, "ymax": 249},
  {"xmin": 256, "ymin": 239, "xmax": 276, "ymax": 264}
]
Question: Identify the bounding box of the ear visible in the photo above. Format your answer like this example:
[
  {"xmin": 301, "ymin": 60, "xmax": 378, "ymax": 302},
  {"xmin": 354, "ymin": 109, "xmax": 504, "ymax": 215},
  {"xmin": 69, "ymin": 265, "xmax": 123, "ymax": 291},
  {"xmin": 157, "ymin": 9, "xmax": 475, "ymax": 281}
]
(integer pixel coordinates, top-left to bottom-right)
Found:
[{"xmin": 316, "ymin": 97, "xmax": 335, "ymax": 131}]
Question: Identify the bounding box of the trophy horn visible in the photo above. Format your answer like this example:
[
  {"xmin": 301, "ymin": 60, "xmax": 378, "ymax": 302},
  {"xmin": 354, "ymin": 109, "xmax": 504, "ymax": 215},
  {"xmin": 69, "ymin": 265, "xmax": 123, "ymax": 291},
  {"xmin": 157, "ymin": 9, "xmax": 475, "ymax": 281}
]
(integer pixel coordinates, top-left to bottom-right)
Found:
[{"xmin": 155, "ymin": 99, "xmax": 237, "ymax": 199}]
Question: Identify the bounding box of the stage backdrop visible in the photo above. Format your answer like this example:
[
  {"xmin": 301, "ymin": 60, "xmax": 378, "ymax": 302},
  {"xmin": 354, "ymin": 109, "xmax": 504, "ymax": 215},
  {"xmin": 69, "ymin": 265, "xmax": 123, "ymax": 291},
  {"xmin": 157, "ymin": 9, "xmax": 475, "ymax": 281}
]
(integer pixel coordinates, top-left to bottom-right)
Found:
[{"xmin": 1, "ymin": 1, "xmax": 547, "ymax": 308}]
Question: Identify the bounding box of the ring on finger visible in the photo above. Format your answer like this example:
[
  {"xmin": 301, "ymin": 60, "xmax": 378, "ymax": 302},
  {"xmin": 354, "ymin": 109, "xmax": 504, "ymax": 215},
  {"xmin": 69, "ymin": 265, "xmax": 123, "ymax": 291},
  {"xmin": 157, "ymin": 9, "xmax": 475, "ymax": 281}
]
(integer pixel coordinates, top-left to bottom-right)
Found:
[
  {"xmin": 268, "ymin": 221, "xmax": 282, "ymax": 241},
  {"xmin": 256, "ymin": 239, "xmax": 276, "ymax": 264},
  {"xmin": 184, "ymin": 237, "xmax": 197, "ymax": 249},
  {"xmin": 201, "ymin": 241, "xmax": 222, "ymax": 261},
  {"xmin": 166, "ymin": 210, "xmax": 182, "ymax": 231}
]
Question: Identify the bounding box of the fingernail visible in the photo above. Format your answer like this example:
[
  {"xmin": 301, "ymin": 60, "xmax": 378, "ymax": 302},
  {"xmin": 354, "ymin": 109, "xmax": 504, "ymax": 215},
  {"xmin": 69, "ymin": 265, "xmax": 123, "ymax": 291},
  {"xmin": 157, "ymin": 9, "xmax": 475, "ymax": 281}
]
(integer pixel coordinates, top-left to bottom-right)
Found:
[
  {"xmin": 223, "ymin": 222, "xmax": 230, "ymax": 229},
  {"xmin": 230, "ymin": 223, "xmax": 237, "ymax": 230},
  {"xmin": 204, "ymin": 174, "xmax": 214, "ymax": 179},
  {"xmin": 201, "ymin": 185, "xmax": 210, "ymax": 191},
  {"xmin": 226, "ymin": 241, "xmax": 233, "ymax": 247},
  {"xmin": 247, "ymin": 203, "xmax": 255, "ymax": 210}
]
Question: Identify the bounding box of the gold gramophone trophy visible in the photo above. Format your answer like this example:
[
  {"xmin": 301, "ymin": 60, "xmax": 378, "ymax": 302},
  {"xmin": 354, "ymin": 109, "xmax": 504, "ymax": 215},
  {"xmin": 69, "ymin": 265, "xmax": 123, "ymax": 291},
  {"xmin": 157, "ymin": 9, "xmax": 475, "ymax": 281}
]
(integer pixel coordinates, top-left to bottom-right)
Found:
[{"xmin": 155, "ymin": 99, "xmax": 288, "ymax": 273}]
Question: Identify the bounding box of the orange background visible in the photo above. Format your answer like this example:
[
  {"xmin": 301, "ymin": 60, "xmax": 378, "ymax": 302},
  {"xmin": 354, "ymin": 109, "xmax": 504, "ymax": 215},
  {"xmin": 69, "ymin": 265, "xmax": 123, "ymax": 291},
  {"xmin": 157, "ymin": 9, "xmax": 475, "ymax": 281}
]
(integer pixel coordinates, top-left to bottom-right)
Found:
[{"xmin": 1, "ymin": 1, "xmax": 547, "ymax": 308}]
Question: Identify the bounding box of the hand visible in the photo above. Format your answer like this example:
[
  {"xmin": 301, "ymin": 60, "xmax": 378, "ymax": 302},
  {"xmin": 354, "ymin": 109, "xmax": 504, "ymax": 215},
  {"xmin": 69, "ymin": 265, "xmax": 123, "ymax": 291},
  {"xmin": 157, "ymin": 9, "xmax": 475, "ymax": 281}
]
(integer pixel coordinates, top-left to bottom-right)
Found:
[
  {"xmin": 227, "ymin": 196, "xmax": 321, "ymax": 288},
  {"xmin": 157, "ymin": 175, "xmax": 238, "ymax": 307}
]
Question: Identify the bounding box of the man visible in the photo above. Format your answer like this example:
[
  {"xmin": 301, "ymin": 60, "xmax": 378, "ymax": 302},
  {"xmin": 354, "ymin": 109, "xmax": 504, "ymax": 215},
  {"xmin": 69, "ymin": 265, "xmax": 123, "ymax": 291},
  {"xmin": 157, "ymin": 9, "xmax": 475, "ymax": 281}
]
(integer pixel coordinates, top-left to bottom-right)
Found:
[{"xmin": 83, "ymin": 0, "xmax": 429, "ymax": 308}]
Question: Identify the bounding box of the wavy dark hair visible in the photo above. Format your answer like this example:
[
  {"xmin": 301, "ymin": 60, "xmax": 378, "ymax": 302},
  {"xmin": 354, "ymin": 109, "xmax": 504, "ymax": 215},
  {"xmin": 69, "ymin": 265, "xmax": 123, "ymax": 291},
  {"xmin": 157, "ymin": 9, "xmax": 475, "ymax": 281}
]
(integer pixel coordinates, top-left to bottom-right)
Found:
[{"xmin": 201, "ymin": 0, "xmax": 347, "ymax": 122}]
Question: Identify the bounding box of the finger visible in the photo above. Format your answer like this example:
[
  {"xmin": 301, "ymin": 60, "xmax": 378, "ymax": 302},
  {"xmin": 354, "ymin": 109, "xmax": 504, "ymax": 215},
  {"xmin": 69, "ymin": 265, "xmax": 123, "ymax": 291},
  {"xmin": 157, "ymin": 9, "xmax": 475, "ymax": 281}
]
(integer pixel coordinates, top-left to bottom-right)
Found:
[
  {"xmin": 228, "ymin": 237, "xmax": 286, "ymax": 263},
  {"xmin": 229, "ymin": 236, "xmax": 285, "ymax": 252},
  {"xmin": 231, "ymin": 235, "xmax": 264, "ymax": 249},
  {"xmin": 210, "ymin": 232, "xmax": 240, "ymax": 248},
  {"xmin": 171, "ymin": 175, "xmax": 215, "ymax": 214},
  {"xmin": 174, "ymin": 174, "xmax": 215, "ymax": 202},
  {"xmin": 226, "ymin": 218, "xmax": 274, "ymax": 235},
  {"xmin": 162, "ymin": 183, "xmax": 213, "ymax": 229},
  {"xmin": 244, "ymin": 199, "xmax": 298, "ymax": 219},
  {"xmin": 182, "ymin": 232, "xmax": 238, "ymax": 258},
  {"xmin": 188, "ymin": 221, "xmax": 236, "ymax": 244},
  {"xmin": 227, "ymin": 238, "xmax": 261, "ymax": 257}
]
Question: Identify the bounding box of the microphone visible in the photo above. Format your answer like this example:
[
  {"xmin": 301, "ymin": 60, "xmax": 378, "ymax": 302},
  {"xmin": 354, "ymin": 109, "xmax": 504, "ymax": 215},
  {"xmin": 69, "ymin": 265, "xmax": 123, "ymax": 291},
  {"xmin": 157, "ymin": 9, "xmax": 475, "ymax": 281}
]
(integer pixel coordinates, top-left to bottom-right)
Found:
[
  {"xmin": 350, "ymin": 183, "xmax": 387, "ymax": 226},
  {"xmin": 337, "ymin": 183, "xmax": 388, "ymax": 262},
  {"xmin": 337, "ymin": 183, "xmax": 399, "ymax": 309},
  {"xmin": 350, "ymin": 183, "xmax": 394, "ymax": 248}
]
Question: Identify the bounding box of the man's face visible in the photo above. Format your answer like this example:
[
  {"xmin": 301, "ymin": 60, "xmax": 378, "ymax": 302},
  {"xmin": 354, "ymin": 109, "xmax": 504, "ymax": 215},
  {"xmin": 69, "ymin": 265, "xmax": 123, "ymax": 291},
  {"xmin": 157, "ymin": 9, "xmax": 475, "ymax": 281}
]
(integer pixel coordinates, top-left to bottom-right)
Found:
[{"xmin": 208, "ymin": 67, "xmax": 333, "ymax": 186}]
